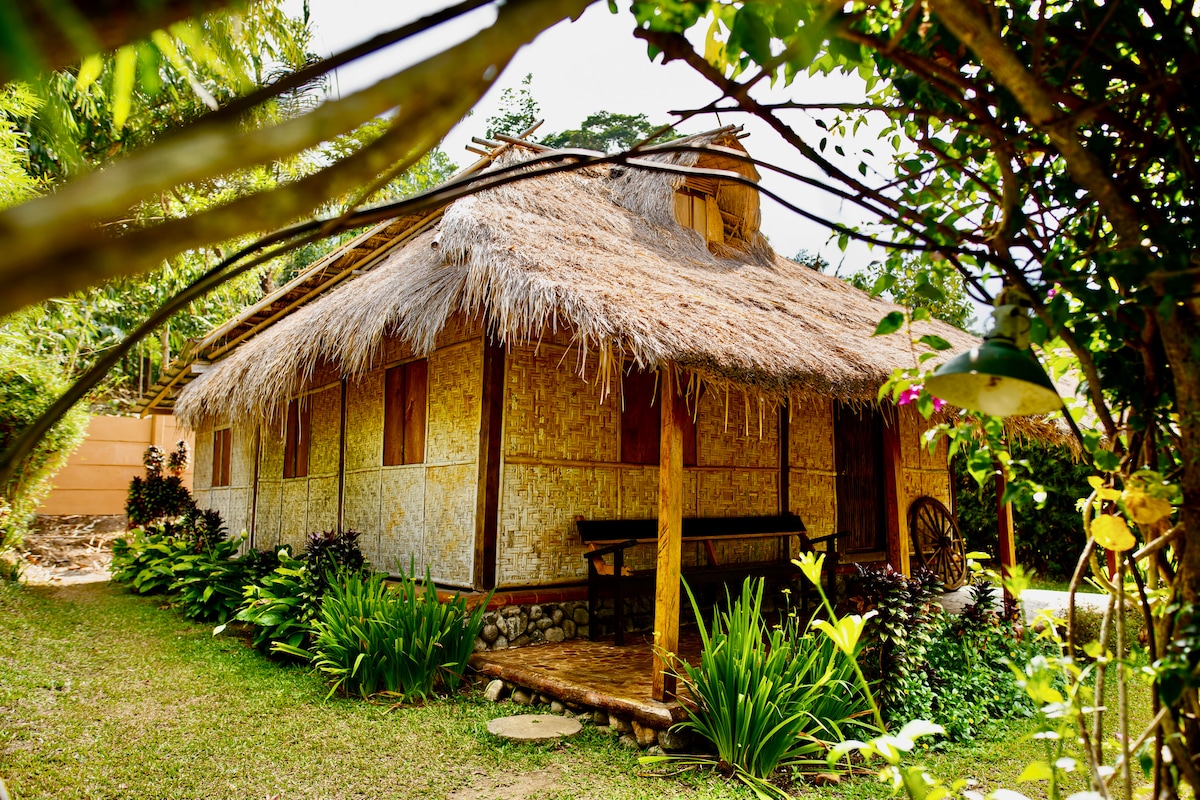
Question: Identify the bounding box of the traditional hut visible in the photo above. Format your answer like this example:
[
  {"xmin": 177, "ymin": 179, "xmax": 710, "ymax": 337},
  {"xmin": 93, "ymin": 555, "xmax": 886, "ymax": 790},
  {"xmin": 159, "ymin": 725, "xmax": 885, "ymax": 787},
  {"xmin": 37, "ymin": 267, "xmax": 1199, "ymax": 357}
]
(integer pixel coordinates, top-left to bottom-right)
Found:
[{"xmin": 139, "ymin": 127, "xmax": 981, "ymax": 694}]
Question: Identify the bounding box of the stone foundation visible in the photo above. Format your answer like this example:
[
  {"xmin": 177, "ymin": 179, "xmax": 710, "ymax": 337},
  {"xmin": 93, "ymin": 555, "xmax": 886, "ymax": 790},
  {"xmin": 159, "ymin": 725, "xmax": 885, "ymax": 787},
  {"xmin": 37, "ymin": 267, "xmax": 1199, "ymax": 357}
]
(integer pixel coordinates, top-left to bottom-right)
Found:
[{"xmin": 474, "ymin": 601, "xmax": 590, "ymax": 651}]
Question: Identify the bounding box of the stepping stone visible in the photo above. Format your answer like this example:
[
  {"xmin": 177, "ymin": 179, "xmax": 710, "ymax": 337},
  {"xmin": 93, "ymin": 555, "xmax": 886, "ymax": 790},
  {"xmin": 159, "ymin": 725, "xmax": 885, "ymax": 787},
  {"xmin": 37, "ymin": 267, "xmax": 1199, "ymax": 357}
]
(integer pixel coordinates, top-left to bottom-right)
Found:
[{"xmin": 486, "ymin": 713, "xmax": 583, "ymax": 743}]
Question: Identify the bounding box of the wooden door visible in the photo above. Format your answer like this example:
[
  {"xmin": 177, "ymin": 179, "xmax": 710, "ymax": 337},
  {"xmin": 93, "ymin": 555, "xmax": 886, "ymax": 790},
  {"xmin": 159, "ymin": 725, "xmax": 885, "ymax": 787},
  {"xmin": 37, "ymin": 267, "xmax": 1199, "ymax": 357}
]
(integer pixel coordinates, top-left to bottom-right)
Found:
[{"xmin": 834, "ymin": 403, "xmax": 886, "ymax": 553}]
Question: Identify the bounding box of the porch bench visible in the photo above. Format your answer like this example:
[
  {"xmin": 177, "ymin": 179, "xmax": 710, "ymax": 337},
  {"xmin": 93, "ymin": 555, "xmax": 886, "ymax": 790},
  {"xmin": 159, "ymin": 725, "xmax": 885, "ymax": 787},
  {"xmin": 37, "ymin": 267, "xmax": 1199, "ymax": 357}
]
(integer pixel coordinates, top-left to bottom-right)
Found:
[{"xmin": 577, "ymin": 514, "xmax": 845, "ymax": 645}]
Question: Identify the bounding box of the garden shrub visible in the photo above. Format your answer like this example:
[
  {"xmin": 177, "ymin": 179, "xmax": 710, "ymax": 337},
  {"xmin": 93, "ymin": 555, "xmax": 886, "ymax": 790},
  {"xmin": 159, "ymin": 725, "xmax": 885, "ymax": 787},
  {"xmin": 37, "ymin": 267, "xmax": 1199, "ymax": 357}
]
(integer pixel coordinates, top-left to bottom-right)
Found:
[
  {"xmin": 278, "ymin": 564, "xmax": 488, "ymax": 702},
  {"xmin": 110, "ymin": 527, "xmax": 192, "ymax": 595},
  {"xmin": 667, "ymin": 577, "xmax": 870, "ymax": 797},
  {"xmin": 125, "ymin": 442, "xmax": 194, "ymax": 527},
  {"xmin": 303, "ymin": 528, "xmax": 368, "ymax": 590},
  {"xmin": 0, "ymin": 344, "xmax": 88, "ymax": 555},
  {"xmin": 846, "ymin": 564, "xmax": 942, "ymax": 724},
  {"xmin": 224, "ymin": 547, "xmax": 323, "ymax": 653},
  {"xmin": 170, "ymin": 535, "xmax": 247, "ymax": 623}
]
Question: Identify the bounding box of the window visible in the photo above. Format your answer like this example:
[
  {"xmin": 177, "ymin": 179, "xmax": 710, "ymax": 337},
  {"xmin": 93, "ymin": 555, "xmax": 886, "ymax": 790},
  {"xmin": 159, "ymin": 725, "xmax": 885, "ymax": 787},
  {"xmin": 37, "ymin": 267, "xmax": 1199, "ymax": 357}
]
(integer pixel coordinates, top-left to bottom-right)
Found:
[
  {"xmin": 283, "ymin": 398, "xmax": 310, "ymax": 479},
  {"xmin": 212, "ymin": 428, "xmax": 232, "ymax": 487},
  {"xmin": 384, "ymin": 359, "xmax": 428, "ymax": 466},
  {"xmin": 620, "ymin": 369, "xmax": 697, "ymax": 466}
]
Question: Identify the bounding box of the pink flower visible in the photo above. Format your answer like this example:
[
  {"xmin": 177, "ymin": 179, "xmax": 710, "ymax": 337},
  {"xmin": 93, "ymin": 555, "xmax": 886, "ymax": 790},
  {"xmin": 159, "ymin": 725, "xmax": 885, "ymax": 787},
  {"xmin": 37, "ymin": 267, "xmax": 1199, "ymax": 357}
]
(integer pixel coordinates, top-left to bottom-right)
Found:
[
  {"xmin": 932, "ymin": 396, "xmax": 946, "ymax": 412},
  {"xmin": 1047, "ymin": 284, "xmax": 1060, "ymax": 298},
  {"xmin": 898, "ymin": 385, "xmax": 922, "ymax": 405}
]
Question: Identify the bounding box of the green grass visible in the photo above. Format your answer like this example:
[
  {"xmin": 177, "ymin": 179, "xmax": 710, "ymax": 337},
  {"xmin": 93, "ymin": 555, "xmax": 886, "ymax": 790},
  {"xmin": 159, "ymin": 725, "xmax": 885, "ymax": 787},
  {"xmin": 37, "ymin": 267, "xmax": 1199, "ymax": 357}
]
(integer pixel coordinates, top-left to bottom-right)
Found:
[{"xmin": 0, "ymin": 581, "xmax": 1155, "ymax": 800}]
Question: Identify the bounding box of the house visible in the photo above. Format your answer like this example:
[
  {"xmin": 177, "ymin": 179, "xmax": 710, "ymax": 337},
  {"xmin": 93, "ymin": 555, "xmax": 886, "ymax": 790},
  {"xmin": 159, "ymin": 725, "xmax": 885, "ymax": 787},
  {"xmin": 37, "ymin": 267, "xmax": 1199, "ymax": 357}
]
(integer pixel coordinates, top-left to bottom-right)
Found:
[{"xmin": 138, "ymin": 127, "xmax": 985, "ymax": 694}]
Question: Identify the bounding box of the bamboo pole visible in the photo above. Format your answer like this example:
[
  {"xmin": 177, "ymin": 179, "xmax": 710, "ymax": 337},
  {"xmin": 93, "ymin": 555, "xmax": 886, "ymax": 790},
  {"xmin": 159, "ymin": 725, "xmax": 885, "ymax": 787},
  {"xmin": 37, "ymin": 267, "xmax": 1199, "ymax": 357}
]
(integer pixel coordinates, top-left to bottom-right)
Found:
[
  {"xmin": 995, "ymin": 466, "xmax": 1018, "ymax": 617},
  {"xmin": 653, "ymin": 363, "xmax": 684, "ymax": 701}
]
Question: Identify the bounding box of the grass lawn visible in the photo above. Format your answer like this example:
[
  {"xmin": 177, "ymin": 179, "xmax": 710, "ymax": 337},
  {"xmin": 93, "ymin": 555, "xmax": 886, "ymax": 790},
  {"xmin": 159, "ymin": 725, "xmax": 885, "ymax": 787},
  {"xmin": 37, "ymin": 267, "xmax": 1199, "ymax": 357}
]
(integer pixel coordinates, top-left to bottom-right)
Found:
[{"xmin": 0, "ymin": 580, "xmax": 1154, "ymax": 800}]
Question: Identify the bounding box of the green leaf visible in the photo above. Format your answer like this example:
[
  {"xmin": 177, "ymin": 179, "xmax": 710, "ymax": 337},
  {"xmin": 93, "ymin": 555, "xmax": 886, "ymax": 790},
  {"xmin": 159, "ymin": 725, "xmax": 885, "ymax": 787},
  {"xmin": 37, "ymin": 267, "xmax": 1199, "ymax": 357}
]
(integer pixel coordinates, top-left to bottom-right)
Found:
[
  {"xmin": 871, "ymin": 273, "xmax": 897, "ymax": 297},
  {"xmin": 111, "ymin": 45, "xmax": 137, "ymax": 132},
  {"xmin": 874, "ymin": 311, "xmax": 905, "ymax": 336},
  {"xmin": 1017, "ymin": 761, "xmax": 1054, "ymax": 782},
  {"xmin": 77, "ymin": 54, "xmax": 104, "ymax": 91},
  {"xmin": 917, "ymin": 334, "xmax": 953, "ymax": 351}
]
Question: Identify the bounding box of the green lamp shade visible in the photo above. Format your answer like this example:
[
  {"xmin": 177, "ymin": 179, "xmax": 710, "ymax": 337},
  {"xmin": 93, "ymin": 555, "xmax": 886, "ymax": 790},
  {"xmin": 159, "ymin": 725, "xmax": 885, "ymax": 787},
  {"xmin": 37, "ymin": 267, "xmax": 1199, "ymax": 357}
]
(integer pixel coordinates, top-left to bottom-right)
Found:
[{"xmin": 925, "ymin": 339, "xmax": 1061, "ymax": 417}]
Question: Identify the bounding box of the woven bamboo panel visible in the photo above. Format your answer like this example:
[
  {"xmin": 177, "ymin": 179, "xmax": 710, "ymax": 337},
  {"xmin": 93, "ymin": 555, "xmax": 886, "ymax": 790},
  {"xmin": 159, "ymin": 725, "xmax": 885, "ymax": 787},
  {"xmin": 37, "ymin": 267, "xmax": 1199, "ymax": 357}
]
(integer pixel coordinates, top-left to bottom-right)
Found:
[
  {"xmin": 789, "ymin": 470, "xmax": 838, "ymax": 541},
  {"xmin": 697, "ymin": 389, "xmax": 778, "ymax": 468},
  {"xmin": 698, "ymin": 469, "xmax": 780, "ymax": 564},
  {"xmin": 194, "ymin": 426, "xmax": 214, "ymax": 490},
  {"xmin": 255, "ymin": 480, "xmax": 283, "ymax": 551},
  {"xmin": 519, "ymin": 325, "xmax": 577, "ymax": 348},
  {"xmin": 618, "ymin": 466, "xmax": 700, "ymax": 518},
  {"xmin": 230, "ymin": 423, "xmax": 256, "ymax": 489},
  {"xmin": 308, "ymin": 361, "xmax": 341, "ymax": 389},
  {"xmin": 345, "ymin": 372, "xmax": 384, "ymax": 471},
  {"xmin": 434, "ymin": 313, "xmax": 484, "ymax": 348},
  {"xmin": 379, "ymin": 466, "xmax": 426, "ymax": 575},
  {"xmin": 260, "ymin": 427, "xmax": 285, "ymax": 481},
  {"xmin": 903, "ymin": 470, "xmax": 952, "ymax": 509},
  {"xmin": 206, "ymin": 488, "xmax": 229, "ymax": 527},
  {"xmin": 307, "ymin": 475, "xmax": 339, "ymax": 534},
  {"xmin": 424, "ymin": 463, "xmax": 476, "ymax": 586},
  {"xmin": 789, "ymin": 398, "xmax": 835, "ymax": 471},
  {"xmin": 192, "ymin": 488, "xmax": 211, "ymax": 509},
  {"xmin": 497, "ymin": 464, "xmax": 619, "ymax": 587},
  {"xmin": 280, "ymin": 480, "xmax": 309, "ymax": 551},
  {"xmin": 503, "ymin": 344, "xmax": 619, "ymax": 462},
  {"xmin": 427, "ymin": 343, "xmax": 482, "ymax": 464},
  {"xmin": 343, "ymin": 470, "xmax": 382, "ymax": 560},
  {"xmin": 308, "ymin": 386, "xmax": 341, "ymax": 477},
  {"xmin": 226, "ymin": 488, "xmax": 252, "ymax": 537},
  {"xmin": 382, "ymin": 335, "xmax": 415, "ymax": 366}
]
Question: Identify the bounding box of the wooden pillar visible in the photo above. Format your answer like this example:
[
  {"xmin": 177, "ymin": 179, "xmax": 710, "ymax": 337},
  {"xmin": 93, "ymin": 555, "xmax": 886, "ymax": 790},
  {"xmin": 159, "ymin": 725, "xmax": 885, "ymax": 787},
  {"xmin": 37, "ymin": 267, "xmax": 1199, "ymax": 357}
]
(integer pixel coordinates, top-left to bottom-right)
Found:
[
  {"xmin": 995, "ymin": 467, "xmax": 1018, "ymax": 617},
  {"xmin": 474, "ymin": 340, "xmax": 505, "ymax": 591},
  {"xmin": 653, "ymin": 364, "xmax": 685, "ymax": 701},
  {"xmin": 882, "ymin": 410, "xmax": 910, "ymax": 576}
]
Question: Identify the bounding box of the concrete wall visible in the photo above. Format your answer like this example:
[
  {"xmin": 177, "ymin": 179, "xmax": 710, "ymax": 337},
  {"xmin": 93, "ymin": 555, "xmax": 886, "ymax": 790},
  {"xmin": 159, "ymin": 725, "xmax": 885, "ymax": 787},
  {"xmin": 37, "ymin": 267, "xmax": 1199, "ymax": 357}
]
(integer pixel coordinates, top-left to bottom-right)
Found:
[{"xmin": 37, "ymin": 415, "xmax": 194, "ymax": 516}]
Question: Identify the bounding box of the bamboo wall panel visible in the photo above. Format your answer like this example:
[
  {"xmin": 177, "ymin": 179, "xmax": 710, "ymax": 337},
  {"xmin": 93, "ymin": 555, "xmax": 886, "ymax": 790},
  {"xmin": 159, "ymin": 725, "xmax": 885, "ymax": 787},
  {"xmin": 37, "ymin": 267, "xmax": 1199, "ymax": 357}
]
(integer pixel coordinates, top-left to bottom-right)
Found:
[
  {"xmin": 308, "ymin": 361, "xmax": 340, "ymax": 389},
  {"xmin": 345, "ymin": 372, "xmax": 384, "ymax": 471},
  {"xmin": 903, "ymin": 470, "xmax": 952, "ymax": 510},
  {"xmin": 308, "ymin": 386, "xmax": 341, "ymax": 477},
  {"xmin": 504, "ymin": 344, "xmax": 619, "ymax": 462},
  {"xmin": 789, "ymin": 470, "xmax": 838, "ymax": 554},
  {"xmin": 897, "ymin": 406, "xmax": 952, "ymax": 514},
  {"xmin": 230, "ymin": 423, "xmax": 256, "ymax": 488},
  {"xmin": 307, "ymin": 476, "xmax": 339, "ymax": 534},
  {"xmin": 789, "ymin": 398, "xmax": 836, "ymax": 471},
  {"xmin": 434, "ymin": 314, "xmax": 484, "ymax": 348},
  {"xmin": 260, "ymin": 428, "xmax": 285, "ymax": 481},
  {"xmin": 194, "ymin": 426, "xmax": 214, "ymax": 490},
  {"xmin": 255, "ymin": 479, "xmax": 282, "ymax": 551},
  {"xmin": 616, "ymin": 466, "xmax": 701, "ymax": 571},
  {"xmin": 343, "ymin": 470, "xmax": 382, "ymax": 561},
  {"xmin": 424, "ymin": 463, "xmax": 477, "ymax": 586},
  {"xmin": 192, "ymin": 488, "xmax": 211, "ymax": 509},
  {"xmin": 206, "ymin": 488, "xmax": 229, "ymax": 530},
  {"xmin": 382, "ymin": 336, "xmax": 416, "ymax": 365},
  {"xmin": 280, "ymin": 480, "xmax": 309, "ymax": 551},
  {"xmin": 497, "ymin": 464, "xmax": 619, "ymax": 587},
  {"xmin": 700, "ymin": 469, "xmax": 779, "ymax": 563},
  {"xmin": 226, "ymin": 488, "xmax": 252, "ymax": 537},
  {"xmin": 427, "ymin": 345, "xmax": 482, "ymax": 464},
  {"xmin": 697, "ymin": 389, "xmax": 778, "ymax": 469},
  {"xmin": 379, "ymin": 467, "xmax": 425, "ymax": 574}
]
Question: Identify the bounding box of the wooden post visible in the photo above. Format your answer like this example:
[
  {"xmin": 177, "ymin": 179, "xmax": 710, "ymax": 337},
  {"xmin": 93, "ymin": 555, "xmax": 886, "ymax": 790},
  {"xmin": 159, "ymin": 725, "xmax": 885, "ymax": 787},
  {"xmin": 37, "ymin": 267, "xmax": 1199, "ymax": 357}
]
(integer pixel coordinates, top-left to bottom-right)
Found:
[
  {"xmin": 474, "ymin": 339, "xmax": 505, "ymax": 591},
  {"xmin": 653, "ymin": 364, "xmax": 684, "ymax": 701},
  {"xmin": 882, "ymin": 410, "xmax": 910, "ymax": 576},
  {"xmin": 995, "ymin": 467, "xmax": 1018, "ymax": 618}
]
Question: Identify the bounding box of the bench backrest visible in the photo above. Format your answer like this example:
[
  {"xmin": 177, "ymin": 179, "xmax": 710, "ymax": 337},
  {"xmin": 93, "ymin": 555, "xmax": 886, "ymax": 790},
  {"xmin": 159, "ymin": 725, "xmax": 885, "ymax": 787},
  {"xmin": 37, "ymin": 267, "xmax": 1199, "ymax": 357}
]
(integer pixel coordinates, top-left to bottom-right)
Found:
[{"xmin": 577, "ymin": 514, "xmax": 806, "ymax": 545}]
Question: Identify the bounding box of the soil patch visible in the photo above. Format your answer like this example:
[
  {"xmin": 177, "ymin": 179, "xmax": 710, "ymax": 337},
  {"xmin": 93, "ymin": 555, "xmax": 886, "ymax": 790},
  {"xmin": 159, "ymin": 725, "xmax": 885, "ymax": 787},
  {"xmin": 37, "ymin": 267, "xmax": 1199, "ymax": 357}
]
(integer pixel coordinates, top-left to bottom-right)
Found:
[
  {"xmin": 18, "ymin": 514, "xmax": 126, "ymax": 585},
  {"xmin": 447, "ymin": 767, "xmax": 569, "ymax": 800}
]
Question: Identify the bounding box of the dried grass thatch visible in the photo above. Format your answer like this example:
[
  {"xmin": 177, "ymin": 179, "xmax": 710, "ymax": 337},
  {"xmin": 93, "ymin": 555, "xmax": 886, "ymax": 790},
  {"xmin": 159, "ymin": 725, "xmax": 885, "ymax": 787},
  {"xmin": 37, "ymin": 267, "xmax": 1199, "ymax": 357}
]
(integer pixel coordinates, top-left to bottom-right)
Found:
[{"xmin": 176, "ymin": 128, "xmax": 983, "ymax": 429}]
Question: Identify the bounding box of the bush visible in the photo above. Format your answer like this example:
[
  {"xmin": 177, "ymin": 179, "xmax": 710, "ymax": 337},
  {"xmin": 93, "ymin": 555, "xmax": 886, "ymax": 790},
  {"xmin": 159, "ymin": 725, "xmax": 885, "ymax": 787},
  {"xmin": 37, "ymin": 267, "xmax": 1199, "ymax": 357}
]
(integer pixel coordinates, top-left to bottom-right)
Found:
[
  {"xmin": 110, "ymin": 527, "xmax": 191, "ymax": 595},
  {"xmin": 303, "ymin": 528, "xmax": 368, "ymax": 590},
  {"xmin": 667, "ymin": 578, "xmax": 870, "ymax": 797},
  {"xmin": 278, "ymin": 564, "xmax": 488, "ymax": 702},
  {"xmin": 0, "ymin": 345, "xmax": 88, "ymax": 553},
  {"xmin": 125, "ymin": 442, "xmax": 194, "ymax": 527},
  {"xmin": 170, "ymin": 535, "xmax": 247, "ymax": 623},
  {"xmin": 225, "ymin": 548, "xmax": 323, "ymax": 653}
]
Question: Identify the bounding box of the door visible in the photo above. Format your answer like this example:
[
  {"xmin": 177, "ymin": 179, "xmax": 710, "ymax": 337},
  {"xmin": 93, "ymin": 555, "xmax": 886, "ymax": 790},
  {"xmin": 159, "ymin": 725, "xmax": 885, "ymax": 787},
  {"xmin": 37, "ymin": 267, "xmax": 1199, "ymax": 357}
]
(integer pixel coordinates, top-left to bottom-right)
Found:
[{"xmin": 834, "ymin": 403, "xmax": 887, "ymax": 553}]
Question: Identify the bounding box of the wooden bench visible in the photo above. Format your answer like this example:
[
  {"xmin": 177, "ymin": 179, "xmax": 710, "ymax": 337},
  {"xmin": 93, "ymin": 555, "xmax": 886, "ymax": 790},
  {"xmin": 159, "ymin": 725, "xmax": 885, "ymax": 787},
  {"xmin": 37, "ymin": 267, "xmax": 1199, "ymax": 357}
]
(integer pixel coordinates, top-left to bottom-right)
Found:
[{"xmin": 577, "ymin": 514, "xmax": 845, "ymax": 645}]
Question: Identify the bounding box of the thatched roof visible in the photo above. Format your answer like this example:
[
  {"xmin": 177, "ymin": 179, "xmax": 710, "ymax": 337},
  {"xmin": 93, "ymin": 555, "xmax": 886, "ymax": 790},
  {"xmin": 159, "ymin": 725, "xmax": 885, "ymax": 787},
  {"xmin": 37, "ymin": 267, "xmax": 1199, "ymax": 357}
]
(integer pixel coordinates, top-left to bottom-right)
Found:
[{"xmin": 170, "ymin": 127, "xmax": 985, "ymax": 428}]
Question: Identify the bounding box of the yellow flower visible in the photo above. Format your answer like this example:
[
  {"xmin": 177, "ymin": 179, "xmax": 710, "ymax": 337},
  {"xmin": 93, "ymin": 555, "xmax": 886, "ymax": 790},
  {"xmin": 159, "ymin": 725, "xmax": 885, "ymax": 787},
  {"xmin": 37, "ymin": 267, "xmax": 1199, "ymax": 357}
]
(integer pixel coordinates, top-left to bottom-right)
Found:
[
  {"xmin": 1092, "ymin": 514, "xmax": 1136, "ymax": 552},
  {"xmin": 1122, "ymin": 489, "xmax": 1173, "ymax": 526}
]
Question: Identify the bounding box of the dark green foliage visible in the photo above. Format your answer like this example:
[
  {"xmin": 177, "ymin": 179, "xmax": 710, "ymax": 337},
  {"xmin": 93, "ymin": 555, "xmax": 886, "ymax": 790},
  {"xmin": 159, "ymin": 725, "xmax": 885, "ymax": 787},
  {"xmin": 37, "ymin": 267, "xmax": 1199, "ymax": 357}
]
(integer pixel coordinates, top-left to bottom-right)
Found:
[
  {"xmin": 847, "ymin": 564, "xmax": 942, "ymax": 724},
  {"xmin": 277, "ymin": 565, "xmax": 489, "ymax": 702},
  {"xmin": 845, "ymin": 254, "xmax": 976, "ymax": 332},
  {"xmin": 125, "ymin": 442, "xmax": 195, "ymax": 527},
  {"xmin": 170, "ymin": 536, "xmax": 247, "ymax": 623},
  {"xmin": 229, "ymin": 548, "xmax": 323, "ymax": 654},
  {"xmin": 954, "ymin": 440, "xmax": 1091, "ymax": 581},
  {"xmin": 110, "ymin": 527, "xmax": 191, "ymax": 595},
  {"xmin": 176, "ymin": 506, "xmax": 228, "ymax": 550},
  {"xmin": 540, "ymin": 110, "xmax": 678, "ymax": 152},
  {"xmin": 668, "ymin": 578, "xmax": 870, "ymax": 797},
  {"xmin": 302, "ymin": 528, "xmax": 368, "ymax": 590}
]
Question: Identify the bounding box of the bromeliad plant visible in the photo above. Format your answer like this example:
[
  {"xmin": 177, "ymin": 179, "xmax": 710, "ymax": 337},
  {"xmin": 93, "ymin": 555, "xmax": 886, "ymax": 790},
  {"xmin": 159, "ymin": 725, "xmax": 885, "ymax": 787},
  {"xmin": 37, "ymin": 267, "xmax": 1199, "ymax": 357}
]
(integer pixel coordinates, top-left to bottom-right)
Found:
[
  {"xmin": 645, "ymin": 573, "xmax": 873, "ymax": 800},
  {"xmin": 276, "ymin": 563, "xmax": 489, "ymax": 702}
]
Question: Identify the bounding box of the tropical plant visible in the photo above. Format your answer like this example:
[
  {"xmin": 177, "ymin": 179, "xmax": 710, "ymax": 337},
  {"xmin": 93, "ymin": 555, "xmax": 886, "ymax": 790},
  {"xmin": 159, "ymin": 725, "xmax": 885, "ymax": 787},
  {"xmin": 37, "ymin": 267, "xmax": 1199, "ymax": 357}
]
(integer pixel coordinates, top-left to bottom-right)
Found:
[
  {"xmin": 221, "ymin": 547, "xmax": 323, "ymax": 654},
  {"xmin": 302, "ymin": 528, "xmax": 369, "ymax": 591},
  {"xmin": 650, "ymin": 576, "xmax": 871, "ymax": 799},
  {"xmin": 109, "ymin": 526, "xmax": 190, "ymax": 595},
  {"xmin": 277, "ymin": 565, "xmax": 489, "ymax": 702},
  {"xmin": 169, "ymin": 534, "xmax": 247, "ymax": 623},
  {"xmin": 125, "ymin": 442, "xmax": 194, "ymax": 526}
]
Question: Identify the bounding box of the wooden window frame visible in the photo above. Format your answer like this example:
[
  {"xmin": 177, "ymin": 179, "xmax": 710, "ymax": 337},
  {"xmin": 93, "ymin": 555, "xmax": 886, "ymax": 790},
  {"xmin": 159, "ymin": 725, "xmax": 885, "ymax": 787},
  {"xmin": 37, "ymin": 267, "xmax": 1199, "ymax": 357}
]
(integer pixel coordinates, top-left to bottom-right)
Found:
[
  {"xmin": 212, "ymin": 427, "xmax": 232, "ymax": 487},
  {"xmin": 620, "ymin": 369, "xmax": 697, "ymax": 466},
  {"xmin": 383, "ymin": 359, "xmax": 428, "ymax": 466},
  {"xmin": 283, "ymin": 398, "xmax": 311, "ymax": 479}
]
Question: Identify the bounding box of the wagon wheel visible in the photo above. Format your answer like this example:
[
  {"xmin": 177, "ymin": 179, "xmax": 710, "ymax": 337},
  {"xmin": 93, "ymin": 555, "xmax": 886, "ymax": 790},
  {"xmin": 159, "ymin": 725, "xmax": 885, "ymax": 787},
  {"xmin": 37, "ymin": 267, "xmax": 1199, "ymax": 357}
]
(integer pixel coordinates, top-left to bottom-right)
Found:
[{"xmin": 907, "ymin": 496, "xmax": 967, "ymax": 590}]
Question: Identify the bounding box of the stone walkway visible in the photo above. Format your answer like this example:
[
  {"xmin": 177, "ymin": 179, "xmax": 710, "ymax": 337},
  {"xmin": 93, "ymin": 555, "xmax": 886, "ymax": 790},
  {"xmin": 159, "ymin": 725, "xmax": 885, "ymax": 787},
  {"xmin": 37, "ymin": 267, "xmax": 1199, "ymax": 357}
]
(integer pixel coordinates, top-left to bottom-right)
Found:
[{"xmin": 938, "ymin": 584, "xmax": 1113, "ymax": 619}]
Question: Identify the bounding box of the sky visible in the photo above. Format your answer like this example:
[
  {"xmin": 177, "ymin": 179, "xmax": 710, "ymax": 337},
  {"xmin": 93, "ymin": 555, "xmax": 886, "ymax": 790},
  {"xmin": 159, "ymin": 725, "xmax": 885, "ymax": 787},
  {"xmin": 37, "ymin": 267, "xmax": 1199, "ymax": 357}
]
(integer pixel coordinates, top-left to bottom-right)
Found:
[{"xmin": 293, "ymin": 0, "xmax": 889, "ymax": 274}]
